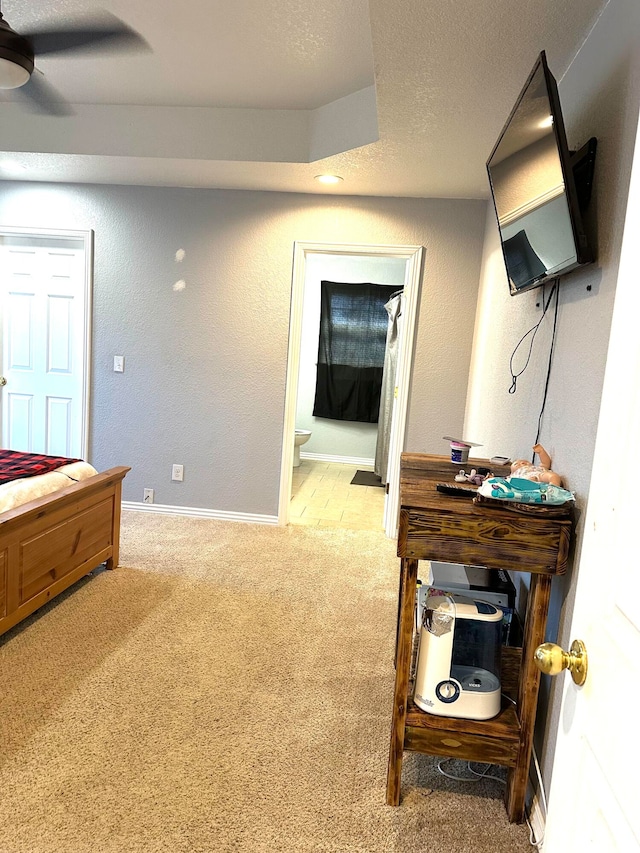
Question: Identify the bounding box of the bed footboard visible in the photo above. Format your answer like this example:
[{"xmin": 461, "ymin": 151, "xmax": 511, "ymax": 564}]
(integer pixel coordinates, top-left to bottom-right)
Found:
[{"xmin": 0, "ymin": 466, "xmax": 130, "ymax": 638}]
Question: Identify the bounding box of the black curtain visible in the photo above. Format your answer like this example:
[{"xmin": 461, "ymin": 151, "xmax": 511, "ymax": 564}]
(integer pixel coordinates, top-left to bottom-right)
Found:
[{"xmin": 313, "ymin": 281, "xmax": 398, "ymax": 423}]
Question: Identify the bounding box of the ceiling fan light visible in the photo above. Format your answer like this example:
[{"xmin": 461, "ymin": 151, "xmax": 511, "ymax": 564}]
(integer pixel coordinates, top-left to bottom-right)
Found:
[{"xmin": 0, "ymin": 56, "xmax": 31, "ymax": 89}]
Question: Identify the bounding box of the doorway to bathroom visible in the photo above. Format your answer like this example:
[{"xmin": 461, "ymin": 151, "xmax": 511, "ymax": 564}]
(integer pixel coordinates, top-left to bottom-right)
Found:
[{"xmin": 278, "ymin": 242, "xmax": 423, "ymax": 537}]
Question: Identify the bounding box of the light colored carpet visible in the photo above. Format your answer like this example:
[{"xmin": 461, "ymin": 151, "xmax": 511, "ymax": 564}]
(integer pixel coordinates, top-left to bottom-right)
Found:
[{"xmin": 0, "ymin": 512, "xmax": 532, "ymax": 853}]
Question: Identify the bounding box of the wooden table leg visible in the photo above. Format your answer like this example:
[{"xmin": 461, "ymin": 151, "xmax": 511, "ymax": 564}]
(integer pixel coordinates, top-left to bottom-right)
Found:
[
  {"xmin": 394, "ymin": 560, "xmax": 404, "ymax": 669},
  {"xmin": 105, "ymin": 479, "xmax": 123, "ymax": 571},
  {"xmin": 386, "ymin": 557, "xmax": 419, "ymax": 806},
  {"xmin": 505, "ymin": 573, "xmax": 552, "ymax": 822}
]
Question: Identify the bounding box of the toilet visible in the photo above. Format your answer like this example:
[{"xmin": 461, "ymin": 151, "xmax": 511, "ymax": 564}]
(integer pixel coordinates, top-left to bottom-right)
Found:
[{"xmin": 293, "ymin": 429, "xmax": 312, "ymax": 467}]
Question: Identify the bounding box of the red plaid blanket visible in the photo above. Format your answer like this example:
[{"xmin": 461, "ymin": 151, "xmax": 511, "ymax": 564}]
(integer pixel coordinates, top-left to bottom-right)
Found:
[{"xmin": 0, "ymin": 449, "xmax": 81, "ymax": 485}]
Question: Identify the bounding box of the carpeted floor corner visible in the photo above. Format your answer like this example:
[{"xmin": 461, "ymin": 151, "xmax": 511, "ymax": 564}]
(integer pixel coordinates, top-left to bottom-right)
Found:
[{"xmin": 0, "ymin": 512, "xmax": 532, "ymax": 852}]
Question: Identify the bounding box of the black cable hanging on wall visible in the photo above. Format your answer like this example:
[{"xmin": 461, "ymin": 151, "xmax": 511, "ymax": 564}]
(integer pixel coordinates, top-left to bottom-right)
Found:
[
  {"xmin": 508, "ymin": 281, "xmax": 558, "ymax": 395},
  {"xmin": 533, "ymin": 282, "xmax": 560, "ymax": 459},
  {"xmin": 506, "ymin": 279, "xmax": 560, "ymax": 461}
]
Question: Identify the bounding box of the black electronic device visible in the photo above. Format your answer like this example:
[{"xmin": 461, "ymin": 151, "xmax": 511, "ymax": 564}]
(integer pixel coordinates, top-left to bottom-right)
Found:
[
  {"xmin": 436, "ymin": 484, "xmax": 478, "ymax": 498},
  {"xmin": 429, "ymin": 563, "xmax": 516, "ymax": 609},
  {"xmin": 486, "ymin": 51, "xmax": 597, "ymax": 295}
]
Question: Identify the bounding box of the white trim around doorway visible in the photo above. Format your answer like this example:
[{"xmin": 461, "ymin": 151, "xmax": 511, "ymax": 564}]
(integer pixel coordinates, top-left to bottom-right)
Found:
[{"xmin": 278, "ymin": 241, "xmax": 424, "ymax": 538}]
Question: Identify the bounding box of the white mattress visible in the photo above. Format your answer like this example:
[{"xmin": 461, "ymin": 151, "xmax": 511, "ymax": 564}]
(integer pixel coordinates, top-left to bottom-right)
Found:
[{"xmin": 0, "ymin": 461, "xmax": 99, "ymax": 514}]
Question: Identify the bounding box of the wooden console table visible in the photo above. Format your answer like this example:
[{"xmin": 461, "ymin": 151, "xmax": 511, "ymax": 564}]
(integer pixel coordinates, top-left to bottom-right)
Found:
[{"xmin": 386, "ymin": 453, "xmax": 572, "ymax": 823}]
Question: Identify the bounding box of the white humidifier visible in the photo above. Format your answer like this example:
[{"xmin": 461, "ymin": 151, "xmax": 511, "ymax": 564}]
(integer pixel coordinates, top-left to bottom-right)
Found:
[{"xmin": 413, "ymin": 593, "xmax": 503, "ymax": 720}]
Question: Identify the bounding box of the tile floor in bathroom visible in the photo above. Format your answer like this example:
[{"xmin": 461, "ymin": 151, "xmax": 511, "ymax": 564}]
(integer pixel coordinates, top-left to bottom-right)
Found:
[{"xmin": 290, "ymin": 458, "xmax": 385, "ymax": 531}]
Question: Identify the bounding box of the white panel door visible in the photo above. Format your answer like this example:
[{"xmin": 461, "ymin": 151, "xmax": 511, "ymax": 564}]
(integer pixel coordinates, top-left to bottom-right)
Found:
[
  {"xmin": 543, "ymin": 110, "xmax": 640, "ymax": 850},
  {"xmin": 0, "ymin": 234, "xmax": 88, "ymax": 458}
]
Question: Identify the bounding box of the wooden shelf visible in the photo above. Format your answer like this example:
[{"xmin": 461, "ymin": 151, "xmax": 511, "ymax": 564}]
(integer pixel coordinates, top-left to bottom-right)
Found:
[
  {"xmin": 405, "ymin": 697, "xmax": 520, "ymax": 738},
  {"xmin": 386, "ymin": 453, "xmax": 573, "ymax": 823},
  {"xmin": 405, "ymin": 699, "xmax": 521, "ymax": 768}
]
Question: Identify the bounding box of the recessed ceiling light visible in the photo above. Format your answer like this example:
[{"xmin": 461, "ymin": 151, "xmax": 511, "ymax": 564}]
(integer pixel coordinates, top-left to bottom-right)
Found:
[{"xmin": 314, "ymin": 174, "xmax": 344, "ymax": 185}]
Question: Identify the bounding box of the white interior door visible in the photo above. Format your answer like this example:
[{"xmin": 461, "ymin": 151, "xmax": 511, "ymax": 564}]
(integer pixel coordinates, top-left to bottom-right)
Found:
[
  {"xmin": 0, "ymin": 230, "xmax": 91, "ymax": 458},
  {"xmin": 543, "ymin": 113, "xmax": 640, "ymax": 850}
]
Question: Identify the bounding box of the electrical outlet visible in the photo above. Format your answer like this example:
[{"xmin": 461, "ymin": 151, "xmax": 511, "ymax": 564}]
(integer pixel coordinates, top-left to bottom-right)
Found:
[
  {"xmin": 143, "ymin": 488, "xmax": 154, "ymax": 504},
  {"xmin": 171, "ymin": 464, "xmax": 184, "ymax": 482}
]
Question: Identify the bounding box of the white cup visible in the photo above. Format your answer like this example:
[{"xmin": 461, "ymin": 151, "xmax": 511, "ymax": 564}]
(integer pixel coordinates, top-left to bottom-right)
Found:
[{"xmin": 450, "ymin": 442, "xmax": 470, "ymax": 464}]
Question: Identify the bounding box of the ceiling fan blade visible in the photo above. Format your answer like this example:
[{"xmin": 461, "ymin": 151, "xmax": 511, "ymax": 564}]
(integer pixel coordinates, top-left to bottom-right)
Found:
[
  {"xmin": 23, "ymin": 13, "xmax": 149, "ymax": 57},
  {"xmin": 14, "ymin": 71, "xmax": 73, "ymax": 116}
]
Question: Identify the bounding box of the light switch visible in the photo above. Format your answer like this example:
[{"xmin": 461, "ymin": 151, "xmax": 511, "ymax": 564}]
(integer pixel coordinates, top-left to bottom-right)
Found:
[{"xmin": 113, "ymin": 356, "xmax": 125, "ymax": 373}]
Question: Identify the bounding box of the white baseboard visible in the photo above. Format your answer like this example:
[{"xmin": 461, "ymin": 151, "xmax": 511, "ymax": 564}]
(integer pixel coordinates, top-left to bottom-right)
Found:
[
  {"xmin": 527, "ymin": 777, "xmax": 546, "ymax": 848},
  {"xmin": 122, "ymin": 501, "xmax": 279, "ymax": 525},
  {"xmin": 300, "ymin": 452, "xmax": 375, "ymax": 467}
]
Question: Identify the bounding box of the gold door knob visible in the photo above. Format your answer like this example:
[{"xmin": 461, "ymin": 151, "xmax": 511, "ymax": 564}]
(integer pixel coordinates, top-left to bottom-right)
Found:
[
  {"xmin": 534, "ymin": 639, "xmax": 588, "ymax": 686},
  {"xmin": 0, "ymin": 376, "xmax": 6, "ymax": 386}
]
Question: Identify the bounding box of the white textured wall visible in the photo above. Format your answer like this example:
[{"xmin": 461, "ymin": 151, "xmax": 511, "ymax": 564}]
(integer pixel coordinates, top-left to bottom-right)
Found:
[
  {"xmin": 465, "ymin": 0, "xmax": 640, "ymax": 787},
  {"xmin": 296, "ymin": 253, "xmax": 406, "ymax": 460},
  {"xmin": 0, "ymin": 186, "xmax": 486, "ymax": 514}
]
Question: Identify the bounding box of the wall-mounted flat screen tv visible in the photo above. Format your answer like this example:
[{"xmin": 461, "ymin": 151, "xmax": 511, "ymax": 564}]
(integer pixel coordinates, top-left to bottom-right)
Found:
[{"xmin": 487, "ymin": 51, "xmax": 596, "ymax": 295}]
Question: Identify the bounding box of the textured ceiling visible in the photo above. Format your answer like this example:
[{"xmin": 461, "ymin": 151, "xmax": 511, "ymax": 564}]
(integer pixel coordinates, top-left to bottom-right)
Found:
[
  {"xmin": 0, "ymin": 0, "xmax": 607, "ymax": 197},
  {"xmin": 1, "ymin": 0, "xmax": 375, "ymax": 108}
]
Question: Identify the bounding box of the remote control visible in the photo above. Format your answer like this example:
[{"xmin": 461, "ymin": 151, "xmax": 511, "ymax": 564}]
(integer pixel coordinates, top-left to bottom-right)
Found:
[{"xmin": 436, "ymin": 483, "xmax": 478, "ymax": 497}]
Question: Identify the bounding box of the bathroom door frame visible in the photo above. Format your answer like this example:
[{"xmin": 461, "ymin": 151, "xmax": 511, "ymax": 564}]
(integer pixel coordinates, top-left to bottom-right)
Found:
[{"xmin": 278, "ymin": 241, "xmax": 424, "ymax": 538}]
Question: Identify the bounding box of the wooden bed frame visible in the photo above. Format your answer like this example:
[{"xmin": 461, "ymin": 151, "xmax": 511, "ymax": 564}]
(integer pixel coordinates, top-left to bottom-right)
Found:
[{"xmin": 0, "ymin": 466, "xmax": 130, "ymax": 638}]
